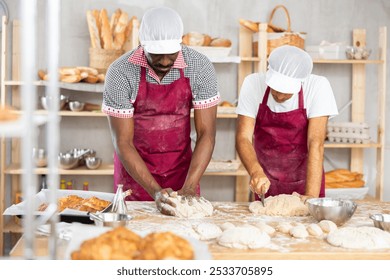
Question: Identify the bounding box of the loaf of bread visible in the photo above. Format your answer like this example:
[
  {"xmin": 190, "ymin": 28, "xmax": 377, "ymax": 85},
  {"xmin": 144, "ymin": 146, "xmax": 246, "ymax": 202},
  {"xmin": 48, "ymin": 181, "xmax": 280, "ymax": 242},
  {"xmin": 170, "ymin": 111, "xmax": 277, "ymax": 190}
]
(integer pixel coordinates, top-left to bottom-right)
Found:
[
  {"xmin": 99, "ymin": 9, "xmax": 113, "ymax": 50},
  {"xmin": 86, "ymin": 10, "xmax": 101, "ymax": 49},
  {"xmin": 182, "ymin": 32, "xmax": 206, "ymax": 46},
  {"xmin": 60, "ymin": 74, "xmax": 82, "ymax": 83},
  {"xmin": 239, "ymin": 18, "xmax": 259, "ymax": 32},
  {"xmin": 325, "ymin": 169, "xmax": 365, "ymax": 188},
  {"xmin": 210, "ymin": 38, "xmax": 232, "ymax": 47},
  {"xmin": 219, "ymin": 101, "xmax": 234, "ymax": 107}
]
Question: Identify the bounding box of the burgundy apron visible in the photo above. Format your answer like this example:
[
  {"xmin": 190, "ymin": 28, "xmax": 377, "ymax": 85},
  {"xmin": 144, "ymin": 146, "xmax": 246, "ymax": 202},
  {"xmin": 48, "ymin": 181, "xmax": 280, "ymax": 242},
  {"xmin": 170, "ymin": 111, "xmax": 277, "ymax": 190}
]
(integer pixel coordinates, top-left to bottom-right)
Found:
[
  {"xmin": 253, "ymin": 86, "xmax": 325, "ymax": 198},
  {"xmin": 114, "ymin": 67, "xmax": 200, "ymax": 201}
]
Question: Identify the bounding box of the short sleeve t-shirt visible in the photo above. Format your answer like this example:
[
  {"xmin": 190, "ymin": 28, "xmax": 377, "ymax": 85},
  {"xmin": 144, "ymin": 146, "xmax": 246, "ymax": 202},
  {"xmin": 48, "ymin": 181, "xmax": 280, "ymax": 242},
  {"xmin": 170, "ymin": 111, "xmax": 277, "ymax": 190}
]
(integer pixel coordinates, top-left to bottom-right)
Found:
[
  {"xmin": 102, "ymin": 45, "xmax": 220, "ymax": 118},
  {"xmin": 236, "ymin": 72, "xmax": 339, "ymax": 119}
]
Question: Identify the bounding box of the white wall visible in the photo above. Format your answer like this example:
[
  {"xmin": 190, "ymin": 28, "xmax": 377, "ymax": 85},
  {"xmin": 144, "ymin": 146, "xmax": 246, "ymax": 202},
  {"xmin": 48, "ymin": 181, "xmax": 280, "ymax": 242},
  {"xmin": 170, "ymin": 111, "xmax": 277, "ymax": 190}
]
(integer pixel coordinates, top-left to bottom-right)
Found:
[{"xmin": 2, "ymin": 0, "xmax": 390, "ymax": 201}]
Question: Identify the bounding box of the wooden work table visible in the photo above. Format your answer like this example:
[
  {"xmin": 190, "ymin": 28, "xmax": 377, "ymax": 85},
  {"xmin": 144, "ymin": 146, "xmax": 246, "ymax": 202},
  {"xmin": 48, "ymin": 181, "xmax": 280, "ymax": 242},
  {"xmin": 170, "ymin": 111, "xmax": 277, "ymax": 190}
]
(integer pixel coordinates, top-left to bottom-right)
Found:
[{"xmin": 9, "ymin": 200, "xmax": 390, "ymax": 260}]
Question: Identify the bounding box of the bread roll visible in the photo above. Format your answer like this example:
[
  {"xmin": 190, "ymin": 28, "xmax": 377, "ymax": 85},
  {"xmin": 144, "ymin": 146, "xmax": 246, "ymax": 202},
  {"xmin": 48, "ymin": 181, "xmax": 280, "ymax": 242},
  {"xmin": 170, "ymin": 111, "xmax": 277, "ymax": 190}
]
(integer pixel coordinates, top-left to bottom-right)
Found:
[
  {"xmin": 38, "ymin": 70, "xmax": 46, "ymax": 80},
  {"xmin": 203, "ymin": 35, "xmax": 212, "ymax": 46},
  {"xmin": 83, "ymin": 74, "xmax": 99, "ymax": 84},
  {"xmin": 60, "ymin": 74, "xmax": 82, "ymax": 83},
  {"xmin": 59, "ymin": 67, "xmax": 80, "ymax": 76},
  {"xmin": 219, "ymin": 101, "xmax": 234, "ymax": 107},
  {"xmin": 325, "ymin": 169, "xmax": 365, "ymax": 188},
  {"xmin": 76, "ymin": 66, "xmax": 99, "ymax": 76},
  {"xmin": 239, "ymin": 19, "xmax": 259, "ymax": 32},
  {"xmin": 97, "ymin": 73, "xmax": 105, "ymax": 83},
  {"xmin": 210, "ymin": 38, "xmax": 232, "ymax": 47},
  {"xmin": 182, "ymin": 32, "xmax": 205, "ymax": 46}
]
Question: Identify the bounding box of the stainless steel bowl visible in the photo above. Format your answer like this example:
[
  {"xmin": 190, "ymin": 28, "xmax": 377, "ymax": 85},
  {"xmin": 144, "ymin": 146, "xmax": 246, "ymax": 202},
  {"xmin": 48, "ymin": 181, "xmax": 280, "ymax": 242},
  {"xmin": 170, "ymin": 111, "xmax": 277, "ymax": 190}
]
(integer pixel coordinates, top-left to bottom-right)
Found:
[
  {"xmin": 68, "ymin": 101, "xmax": 85, "ymax": 112},
  {"xmin": 90, "ymin": 212, "xmax": 132, "ymax": 227},
  {"xmin": 370, "ymin": 214, "xmax": 390, "ymax": 232},
  {"xmin": 41, "ymin": 95, "xmax": 68, "ymax": 110},
  {"xmin": 58, "ymin": 152, "xmax": 79, "ymax": 169},
  {"xmin": 85, "ymin": 156, "xmax": 102, "ymax": 170},
  {"xmin": 306, "ymin": 197, "xmax": 357, "ymax": 226}
]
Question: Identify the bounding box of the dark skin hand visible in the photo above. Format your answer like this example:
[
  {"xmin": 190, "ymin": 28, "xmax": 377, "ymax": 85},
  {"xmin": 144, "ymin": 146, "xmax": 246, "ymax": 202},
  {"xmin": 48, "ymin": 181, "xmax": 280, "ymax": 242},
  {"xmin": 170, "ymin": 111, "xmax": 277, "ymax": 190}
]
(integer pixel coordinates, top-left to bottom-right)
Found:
[{"xmin": 108, "ymin": 51, "xmax": 217, "ymax": 215}]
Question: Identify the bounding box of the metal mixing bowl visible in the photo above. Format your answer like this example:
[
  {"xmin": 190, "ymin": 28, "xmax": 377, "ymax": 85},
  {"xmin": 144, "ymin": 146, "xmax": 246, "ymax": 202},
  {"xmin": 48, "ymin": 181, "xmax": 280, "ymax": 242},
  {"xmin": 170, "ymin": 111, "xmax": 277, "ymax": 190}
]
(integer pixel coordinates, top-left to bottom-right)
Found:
[
  {"xmin": 89, "ymin": 212, "xmax": 132, "ymax": 227},
  {"xmin": 370, "ymin": 214, "xmax": 390, "ymax": 232},
  {"xmin": 41, "ymin": 95, "xmax": 68, "ymax": 110},
  {"xmin": 58, "ymin": 152, "xmax": 79, "ymax": 169},
  {"xmin": 68, "ymin": 101, "xmax": 85, "ymax": 112},
  {"xmin": 306, "ymin": 197, "xmax": 357, "ymax": 226},
  {"xmin": 85, "ymin": 156, "xmax": 102, "ymax": 169}
]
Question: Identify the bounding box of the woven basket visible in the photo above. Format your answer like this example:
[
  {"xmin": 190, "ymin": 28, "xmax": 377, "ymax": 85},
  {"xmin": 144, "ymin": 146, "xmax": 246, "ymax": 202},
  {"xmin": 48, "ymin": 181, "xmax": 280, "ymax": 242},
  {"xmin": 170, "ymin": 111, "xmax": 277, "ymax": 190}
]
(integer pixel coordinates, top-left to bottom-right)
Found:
[
  {"xmin": 253, "ymin": 5, "xmax": 306, "ymax": 56},
  {"xmin": 89, "ymin": 48, "xmax": 124, "ymax": 73}
]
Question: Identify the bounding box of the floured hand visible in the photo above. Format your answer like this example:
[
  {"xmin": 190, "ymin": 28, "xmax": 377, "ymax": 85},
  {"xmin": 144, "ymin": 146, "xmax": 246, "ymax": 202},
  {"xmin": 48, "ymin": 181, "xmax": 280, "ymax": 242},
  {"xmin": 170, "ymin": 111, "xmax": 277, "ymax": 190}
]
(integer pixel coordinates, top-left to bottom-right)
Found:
[{"xmin": 155, "ymin": 188, "xmax": 177, "ymax": 216}]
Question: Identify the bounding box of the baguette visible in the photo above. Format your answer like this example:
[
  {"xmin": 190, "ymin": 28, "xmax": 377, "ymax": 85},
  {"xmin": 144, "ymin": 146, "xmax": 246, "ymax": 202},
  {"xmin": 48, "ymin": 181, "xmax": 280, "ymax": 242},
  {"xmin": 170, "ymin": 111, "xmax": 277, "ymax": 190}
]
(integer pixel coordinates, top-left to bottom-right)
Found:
[
  {"xmin": 239, "ymin": 19, "xmax": 259, "ymax": 32},
  {"xmin": 113, "ymin": 10, "xmax": 129, "ymax": 50},
  {"xmin": 92, "ymin": 9, "xmax": 102, "ymax": 46},
  {"xmin": 110, "ymin": 8, "xmax": 122, "ymax": 34},
  {"xmin": 86, "ymin": 10, "xmax": 102, "ymax": 49},
  {"xmin": 325, "ymin": 180, "xmax": 365, "ymax": 189},
  {"xmin": 99, "ymin": 9, "xmax": 113, "ymax": 50}
]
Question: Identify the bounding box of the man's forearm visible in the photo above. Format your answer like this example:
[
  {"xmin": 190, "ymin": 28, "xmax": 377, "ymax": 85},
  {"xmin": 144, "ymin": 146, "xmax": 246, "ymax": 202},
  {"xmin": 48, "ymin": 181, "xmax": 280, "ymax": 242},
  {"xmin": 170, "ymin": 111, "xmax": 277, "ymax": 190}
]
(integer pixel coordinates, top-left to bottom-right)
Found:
[{"xmin": 305, "ymin": 143, "xmax": 324, "ymax": 197}]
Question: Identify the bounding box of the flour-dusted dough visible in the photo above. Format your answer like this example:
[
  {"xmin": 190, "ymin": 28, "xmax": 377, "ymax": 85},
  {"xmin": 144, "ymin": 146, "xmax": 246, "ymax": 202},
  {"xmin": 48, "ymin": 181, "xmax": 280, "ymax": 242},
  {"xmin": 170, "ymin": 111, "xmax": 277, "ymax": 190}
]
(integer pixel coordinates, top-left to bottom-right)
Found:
[
  {"xmin": 249, "ymin": 194, "xmax": 309, "ymax": 216},
  {"xmin": 307, "ymin": 223, "xmax": 323, "ymax": 237},
  {"xmin": 289, "ymin": 225, "xmax": 309, "ymax": 238},
  {"xmin": 220, "ymin": 222, "xmax": 235, "ymax": 231},
  {"xmin": 253, "ymin": 221, "xmax": 276, "ymax": 236},
  {"xmin": 194, "ymin": 222, "xmax": 222, "ymax": 241},
  {"xmin": 318, "ymin": 220, "xmax": 337, "ymax": 233},
  {"xmin": 276, "ymin": 222, "xmax": 293, "ymax": 234},
  {"xmin": 218, "ymin": 226, "xmax": 270, "ymax": 249},
  {"xmin": 162, "ymin": 192, "xmax": 213, "ymax": 218},
  {"xmin": 327, "ymin": 226, "xmax": 390, "ymax": 249}
]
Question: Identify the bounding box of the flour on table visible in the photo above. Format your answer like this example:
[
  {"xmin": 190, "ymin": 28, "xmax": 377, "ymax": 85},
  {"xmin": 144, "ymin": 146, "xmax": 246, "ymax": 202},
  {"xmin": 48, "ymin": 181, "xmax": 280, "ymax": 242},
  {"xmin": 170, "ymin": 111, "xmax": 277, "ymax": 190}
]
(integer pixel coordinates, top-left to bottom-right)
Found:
[
  {"xmin": 249, "ymin": 194, "xmax": 309, "ymax": 216},
  {"xmin": 327, "ymin": 226, "xmax": 390, "ymax": 249},
  {"xmin": 218, "ymin": 226, "xmax": 270, "ymax": 249},
  {"xmin": 318, "ymin": 220, "xmax": 337, "ymax": 233},
  {"xmin": 289, "ymin": 225, "xmax": 309, "ymax": 238},
  {"xmin": 306, "ymin": 223, "xmax": 323, "ymax": 237},
  {"xmin": 194, "ymin": 222, "xmax": 222, "ymax": 241},
  {"xmin": 161, "ymin": 192, "xmax": 213, "ymax": 218}
]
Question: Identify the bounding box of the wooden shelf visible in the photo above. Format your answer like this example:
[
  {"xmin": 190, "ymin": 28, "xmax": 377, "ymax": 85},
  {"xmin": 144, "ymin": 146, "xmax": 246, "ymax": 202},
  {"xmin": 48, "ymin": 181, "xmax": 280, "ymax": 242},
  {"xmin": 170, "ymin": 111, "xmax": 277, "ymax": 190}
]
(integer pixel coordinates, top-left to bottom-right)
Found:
[
  {"xmin": 4, "ymin": 163, "xmax": 115, "ymax": 175},
  {"xmin": 4, "ymin": 80, "xmax": 104, "ymax": 92},
  {"xmin": 313, "ymin": 59, "xmax": 384, "ymax": 64},
  {"xmin": 324, "ymin": 142, "xmax": 382, "ymax": 148},
  {"xmin": 4, "ymin": 219, "xmax": 22, "ymax": 233}
]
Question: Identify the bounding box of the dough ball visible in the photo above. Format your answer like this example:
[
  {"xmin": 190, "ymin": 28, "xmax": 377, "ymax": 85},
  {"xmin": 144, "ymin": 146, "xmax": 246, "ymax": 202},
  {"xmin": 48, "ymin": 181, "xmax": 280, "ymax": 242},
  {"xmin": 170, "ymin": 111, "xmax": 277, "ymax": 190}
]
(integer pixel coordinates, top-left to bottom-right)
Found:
[
  {"xmin": 289, "ymin": 225, "xmax": 309, "ymax": 238},
  {"xmin": 194, "ymin": 222, "xmax": 222, "ymax": 241},
  {"xmin": 276, "ymin": 222, "xmax": 293, "ymax": 234},
  {"xmin": 318, "ymin": 220, "xmax": 338, "ymax": 233},
  {"xmin": 163, "ymin": 192, "xmax": 213, "ymax": 218},
  {"xmin": 218, "ymin": 226, "xmax": 270, "ymax": 249},
  {"xmin": 249, "ymin": 194, "xmax": 309, "ymax": 216},
  {"xmin": 220, "ymin": 222, "xmax": 236, "ymax": 231},
  {"xmin": 306, "ymin": 223, "xmax": 323, "ymax": 237},
  {"xmin": 327, "ymin": 226, "xmax": 390, "ymax": 249},
  {"xmin": 252, "ymin": 221, "xmax": 276, "ymax": 236}
]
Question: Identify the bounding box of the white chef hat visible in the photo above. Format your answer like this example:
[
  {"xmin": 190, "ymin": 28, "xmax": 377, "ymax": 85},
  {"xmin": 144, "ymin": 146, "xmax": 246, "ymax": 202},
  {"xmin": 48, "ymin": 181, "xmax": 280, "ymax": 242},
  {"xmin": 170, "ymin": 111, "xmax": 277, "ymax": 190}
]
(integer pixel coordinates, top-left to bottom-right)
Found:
[
  {"xmin": 139, "ymin": 6, "xmax": 183, "ymax": 54},
  {"xmin": 265, "ymin": 45, "xmax": 313, "ymax": 94}
]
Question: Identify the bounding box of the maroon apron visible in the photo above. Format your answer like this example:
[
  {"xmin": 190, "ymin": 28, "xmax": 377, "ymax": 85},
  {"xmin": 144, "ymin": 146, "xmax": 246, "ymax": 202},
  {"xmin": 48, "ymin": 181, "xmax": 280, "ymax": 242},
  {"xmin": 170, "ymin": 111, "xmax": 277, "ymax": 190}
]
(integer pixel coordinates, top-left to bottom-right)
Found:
[
  {"xmin": 114, "ymin": 67, "xmax": 200, "ymax": 200},
  {"xmin": 253, "ymin": 86, "xmax": 325, "ymax": 198}
]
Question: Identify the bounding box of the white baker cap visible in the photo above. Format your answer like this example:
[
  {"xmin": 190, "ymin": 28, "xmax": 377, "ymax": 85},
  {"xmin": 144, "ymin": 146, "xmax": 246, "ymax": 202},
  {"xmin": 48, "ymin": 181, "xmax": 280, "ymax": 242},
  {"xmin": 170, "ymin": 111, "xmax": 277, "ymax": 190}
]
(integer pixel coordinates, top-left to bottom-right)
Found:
[
  {"xmin": 265, "ymin": 45, "xmax": 313, "ymax": 94},
  {"xmin": 139, "ymin": 6, "xmax": 183, "ymax": 54}
]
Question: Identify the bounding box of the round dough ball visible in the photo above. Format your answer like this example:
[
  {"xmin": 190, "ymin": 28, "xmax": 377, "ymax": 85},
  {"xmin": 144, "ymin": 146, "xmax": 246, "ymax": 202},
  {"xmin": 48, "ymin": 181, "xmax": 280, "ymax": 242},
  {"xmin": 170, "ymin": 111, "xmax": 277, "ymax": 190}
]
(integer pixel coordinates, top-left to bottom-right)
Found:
[
  {"xmin": 218, "ymin": 226, "xmax": 270, "ymax": 249},
  {"xmin": 194, "ymin": 222, "xmax": 222, "ymax": 241},
  {"xmin": 289, "ymin": 225, "xmax": 309, "ymax": 238},
  {"xmin": 307, "ymin": 223, "xmax": 323, "ymax": 237},
  {"xmin": 318, "ymin": 220, "xmax": 338, "ymax": 233},
  {"xmin": 276, "ymin": 222, "xmax": 293, "ymax": 234},
  {"xmin": 327, "ymin": 226, "xmax": 390, "ymax": 249}
]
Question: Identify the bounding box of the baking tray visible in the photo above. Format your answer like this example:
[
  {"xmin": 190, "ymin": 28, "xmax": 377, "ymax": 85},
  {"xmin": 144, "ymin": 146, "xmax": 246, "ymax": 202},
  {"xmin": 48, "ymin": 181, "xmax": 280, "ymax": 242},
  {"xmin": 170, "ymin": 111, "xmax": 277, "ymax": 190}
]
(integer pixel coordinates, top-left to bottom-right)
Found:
[{"xmin": 3, "ymin": 189, "xmax": 114, "ymax": 224}]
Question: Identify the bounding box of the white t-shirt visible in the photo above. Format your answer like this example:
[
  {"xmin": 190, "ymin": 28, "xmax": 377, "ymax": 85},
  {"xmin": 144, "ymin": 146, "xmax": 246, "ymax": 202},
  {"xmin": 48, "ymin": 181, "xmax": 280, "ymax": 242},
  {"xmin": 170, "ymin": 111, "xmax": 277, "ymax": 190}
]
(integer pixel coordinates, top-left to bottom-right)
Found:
[{"xmin": 236, "ymin": 73, "xmax": 339, "ymax": 119}]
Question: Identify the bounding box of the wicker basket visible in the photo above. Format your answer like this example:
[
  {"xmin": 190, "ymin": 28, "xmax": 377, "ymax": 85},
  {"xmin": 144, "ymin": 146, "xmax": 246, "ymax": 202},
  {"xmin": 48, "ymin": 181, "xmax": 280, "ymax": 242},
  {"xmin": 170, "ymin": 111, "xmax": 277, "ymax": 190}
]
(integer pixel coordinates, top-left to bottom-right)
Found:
[
  {"xmin": 89, "ymin": 48, "xmax": 124, "ymax": 73},
  {"xmin": 253, "ymin": 5, "xmax": 306, "ymax": 57}
]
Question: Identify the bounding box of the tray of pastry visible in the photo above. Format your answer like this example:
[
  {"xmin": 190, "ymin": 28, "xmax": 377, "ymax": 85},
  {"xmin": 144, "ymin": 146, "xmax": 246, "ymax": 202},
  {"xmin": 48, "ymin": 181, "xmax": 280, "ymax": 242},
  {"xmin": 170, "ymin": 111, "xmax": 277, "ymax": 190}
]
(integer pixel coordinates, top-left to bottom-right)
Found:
[{"xmin": 3, "ymin": 189, "xmax": 114, "ymax": 224}]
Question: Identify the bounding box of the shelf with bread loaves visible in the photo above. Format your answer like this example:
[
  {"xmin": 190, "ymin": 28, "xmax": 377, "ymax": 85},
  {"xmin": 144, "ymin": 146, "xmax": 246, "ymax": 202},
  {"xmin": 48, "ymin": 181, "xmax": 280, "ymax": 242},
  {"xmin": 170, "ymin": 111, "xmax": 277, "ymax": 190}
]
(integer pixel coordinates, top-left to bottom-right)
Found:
[{"xmin": 238, "ymin": 22, "xmax": 387, "ymax": 201}]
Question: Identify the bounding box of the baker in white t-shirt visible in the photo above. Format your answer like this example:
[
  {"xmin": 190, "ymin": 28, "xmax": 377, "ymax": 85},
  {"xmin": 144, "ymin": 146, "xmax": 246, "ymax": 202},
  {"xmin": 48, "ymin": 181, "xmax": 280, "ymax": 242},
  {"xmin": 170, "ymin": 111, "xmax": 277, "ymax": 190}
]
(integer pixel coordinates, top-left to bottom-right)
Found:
[{"xmin": 236, "ymin": 45, "xmax": 338, "ymax": 202}]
